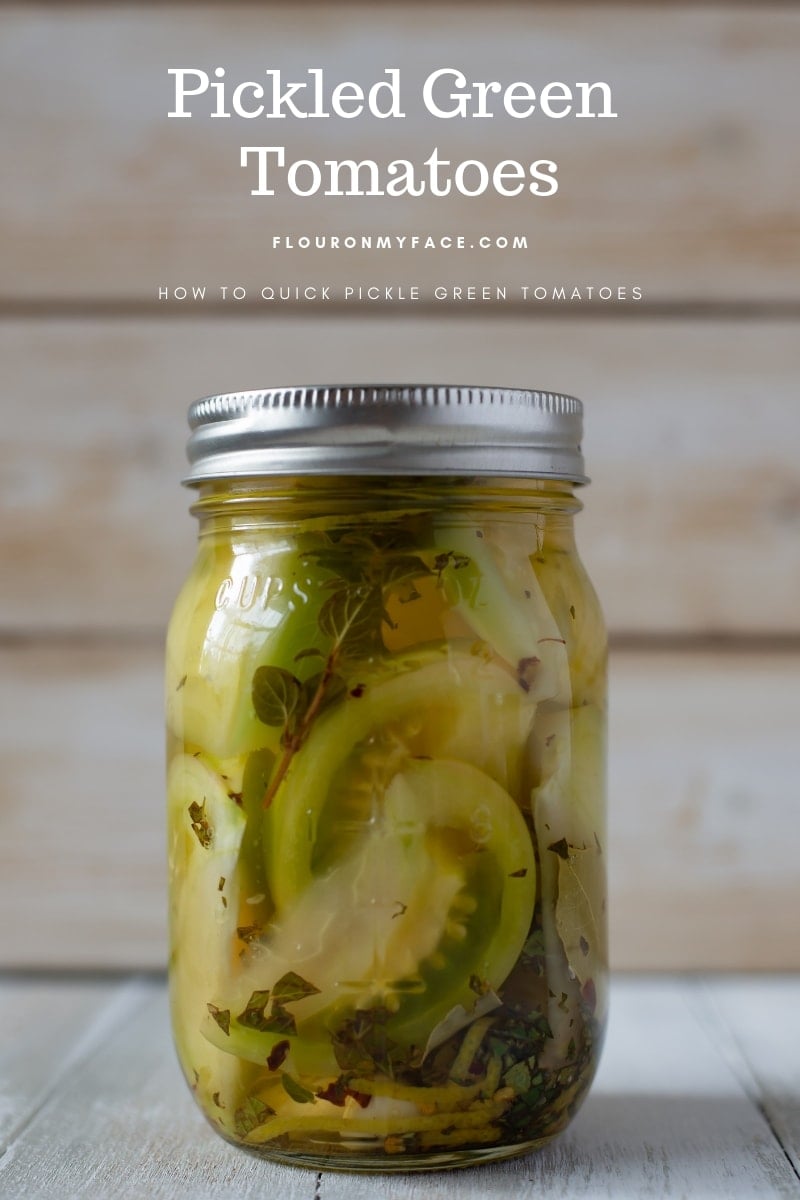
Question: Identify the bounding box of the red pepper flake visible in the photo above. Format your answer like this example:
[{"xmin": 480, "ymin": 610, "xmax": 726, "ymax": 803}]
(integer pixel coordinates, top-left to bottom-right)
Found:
[
  {"xmin": 267, "ymin": 1039, "xmax": 290, "ymax": 1071},
  {"xmin": 316, "ymin": 1080, "xmax": 371, "ymax": 1108},
  {"xmin": 349, "ymin": 683, "xmax": 366, "ymax": 698}
]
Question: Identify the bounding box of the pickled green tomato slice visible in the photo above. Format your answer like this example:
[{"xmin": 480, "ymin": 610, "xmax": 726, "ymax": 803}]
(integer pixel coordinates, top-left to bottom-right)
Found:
[
  {"xmin": 213, "ymin": 763, "xmax": 535, "ymax": 1068},
  {"xmin": 267, "ymin": 652, "xmax": 535, "ymax": 906},
  {"xmin": 252, "ymin": 653, "xmax": 537, "ymax": 1047},
  {"xmin": 382, "ymin": 758, "xmax": 537, "ymax": 1041},
  {"xmin": 168, "ymin": 754, "xmax": 247, "ymax": 1107}
]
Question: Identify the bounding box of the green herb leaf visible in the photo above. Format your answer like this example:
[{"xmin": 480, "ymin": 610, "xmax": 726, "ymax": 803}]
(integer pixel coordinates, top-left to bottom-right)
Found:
[
  {"xmin": 237, "ymin": 990, "xmax": 272, "ymax": 1030},
  {"xmin": 504, "ymin": 1058, "xmax": 534, "ymax": 1094},
  {"xmin": 281, "ymin": 1073, "xmax": 316, "ymax": 1104},
  {"xmin": 206, "ymin": 1003, "xmax": 230, "ymax": 1036},
  {"xmin": 234, "ymin": 1096, "xmax": 275, "ymax": 1137},
  {"xmin": 262, "ymin": 1003, "xmax": 297, "ymax": 1036},
  {"xmin": 272, "ymin": 971, "xmax": 321, "ymax": 1005},
  {"xmin": 318, "ymin": 584, "xmax": 382, "ymax": 650},
  {"xmin": 188, "ymin": 801, "xmax": 212, "ymax": 848},
  {"xmin": 331, "ymin": 1006, "xmax": 396, "ymax": 1076},
  {"xmin": 252, "ymin": 666, "xmax": 303, "ymax": 727}
]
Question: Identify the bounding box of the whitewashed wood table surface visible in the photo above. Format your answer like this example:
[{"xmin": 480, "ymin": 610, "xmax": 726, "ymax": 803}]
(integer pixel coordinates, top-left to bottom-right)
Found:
[{"xmin": 1, "ymin": 975, "xmax": 797, "ymax": 1199}]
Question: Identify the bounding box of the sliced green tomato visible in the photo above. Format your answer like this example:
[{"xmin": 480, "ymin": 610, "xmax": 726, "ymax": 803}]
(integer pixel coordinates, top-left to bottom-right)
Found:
[
  {"xmin": 381, "ymin": 758, "xmax": 537, "ymax": 1043},
  {"xmin": 168, "ymin": 754, "xmax": 247, "ymax": 1108},
  {"xmin": 218, "ymin": 755, "xmax": 535, "ymax": 1062},
  {"xmin": 433, "ymin": 523, "xmax": 571, "ymax": 707},
  {"xmin": 533, "ymin": 703, "xmax": 606, "ymax": 995},
  {"xmin": 527, "ymin": 547, "xmax": 607, "ymax": 708},
  {"xmin": 267, "ymin": 651, "xmax": 536, "ymax": 909}
]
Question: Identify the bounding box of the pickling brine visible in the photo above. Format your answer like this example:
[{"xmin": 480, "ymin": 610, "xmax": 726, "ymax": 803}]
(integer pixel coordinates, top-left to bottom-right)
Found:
[{"xmin": 168, "ymin": 389, "xmax": 607, "ymax": 1171}]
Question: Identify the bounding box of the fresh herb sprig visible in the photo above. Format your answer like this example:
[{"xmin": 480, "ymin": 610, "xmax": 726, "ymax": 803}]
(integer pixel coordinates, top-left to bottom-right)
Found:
[{"xmin": 253, "ymin": 538, "xmax": 434, "ymax": 810}]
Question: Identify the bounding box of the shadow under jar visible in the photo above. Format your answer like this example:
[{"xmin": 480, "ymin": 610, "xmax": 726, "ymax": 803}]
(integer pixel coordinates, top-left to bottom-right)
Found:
[{"xmin": 166, "ymin": 385, "xmax": 607, "ymax": 1171}]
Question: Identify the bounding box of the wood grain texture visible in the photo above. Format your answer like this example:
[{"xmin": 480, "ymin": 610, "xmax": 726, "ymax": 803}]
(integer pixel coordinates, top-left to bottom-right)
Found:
[
  {"xmin": 1, "ymin": 644, "xmax": 798, "ymax": 970},
  {"xmin": 0, "ymin": 976, "xmax": 148, "ymax": 1154},
  {"xmin": 0, "ymin": 977, "xmax": 797, "ymax": 1197},
  {"xmin": 609, "ymin": 653, "xmax": 800, "ymax": 970},
  {"xmin": 701, "ymin": 978, "xmax": 800, "ymax": 1178},
  {"xmin": 1, "ymin": 5, "xmax": 798, "ymax": 303},
  {"xmin": 3, "ymin": 316, "xmax": 799, "ymax": 636},
  {"xmin": 0, "ymin": 982, "xmax": 319, "ymax": 1200}
]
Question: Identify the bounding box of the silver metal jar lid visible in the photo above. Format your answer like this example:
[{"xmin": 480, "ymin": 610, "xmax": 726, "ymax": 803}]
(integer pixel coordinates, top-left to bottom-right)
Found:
[{"xmin": 184, "ymin": 385, "xmax": 587, "ymax": 484}]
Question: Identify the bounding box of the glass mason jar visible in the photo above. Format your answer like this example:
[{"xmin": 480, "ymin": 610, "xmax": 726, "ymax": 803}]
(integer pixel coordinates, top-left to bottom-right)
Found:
[{"xmin": 166, "ymin": 385, "xmax": 607, "ymax": 1171}]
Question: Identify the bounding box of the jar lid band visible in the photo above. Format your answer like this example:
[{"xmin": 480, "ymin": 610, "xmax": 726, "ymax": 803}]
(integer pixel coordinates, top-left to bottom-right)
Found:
[{"xmin": 184, "ymin": 384, "xmax": 587, "ymax": 484}]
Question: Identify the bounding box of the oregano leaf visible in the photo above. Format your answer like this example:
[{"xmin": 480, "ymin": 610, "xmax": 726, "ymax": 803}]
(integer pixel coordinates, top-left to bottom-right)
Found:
[
  {"xmin": 237, "ymin": 989, "xmax": 273, "ymax": 1031},
  {"xmin": 206, "ymin": 1003, "xmax": 230, "ymax": 1036},
  {"xmin": 281, "ymin": 1073, "xmax": 315, "ymax": 1104},
  {"xmin": 252, "ymin": 666, "xmax": 303, "ymax": 727},
  {"xmin": 262, "ymin": 1003, "xmax": 297, "ymax": 1036},
  {"xmin": 318, "ymin": 584, "xmax": 382, "ymax": 650},
  {"xmin": 188, "ymin": 801, "xmax": 212, "ymax": 848},
  {"xmin": 272, "ymin": 971, "xmax": 321, "ymax": 1005},
  {"xmin": 234, "ymin": 1096, "xmax": 275, "ymax": 1137}
]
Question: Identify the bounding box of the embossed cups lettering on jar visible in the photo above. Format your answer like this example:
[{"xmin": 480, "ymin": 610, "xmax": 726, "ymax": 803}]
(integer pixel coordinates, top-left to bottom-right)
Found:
[{"xmin": 166, "ymin": 386, "xmax": 607, "ymax": 1171}]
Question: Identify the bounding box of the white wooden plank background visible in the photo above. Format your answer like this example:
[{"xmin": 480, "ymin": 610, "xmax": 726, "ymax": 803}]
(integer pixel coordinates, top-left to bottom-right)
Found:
[
  {"xmin": 3, "ymin": 316, "xmax": 799, "ymax": 636},
  {"xmin": 0, "ymin": 976, "xmax": 147, "ymax": 1154},
  {"xmin": 1, "ymin": 0, "xmax": 798, "ymax": 982},
  {"xmin": 0, "ymin": 976, "xmax": 798, "ymax": 1198},
  {"xmin": 1, "ymin": 5, "xmax": 798, "ymax": 302},
  {"xmin": 701, "ymin": 978, "xmax": 800, "ymax": 1179},
  {"xmin": 1, "ymin": 644, "xmax": 797, "ymax": 971}
]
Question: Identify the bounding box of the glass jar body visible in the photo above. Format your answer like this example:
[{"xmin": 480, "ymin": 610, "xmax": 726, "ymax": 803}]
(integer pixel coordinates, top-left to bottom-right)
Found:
[{"xmin": 166, "ymin": 477, "xmax": 607, "ymax": 1171}]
